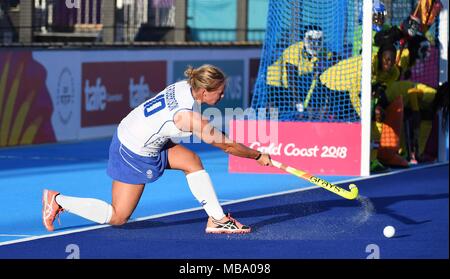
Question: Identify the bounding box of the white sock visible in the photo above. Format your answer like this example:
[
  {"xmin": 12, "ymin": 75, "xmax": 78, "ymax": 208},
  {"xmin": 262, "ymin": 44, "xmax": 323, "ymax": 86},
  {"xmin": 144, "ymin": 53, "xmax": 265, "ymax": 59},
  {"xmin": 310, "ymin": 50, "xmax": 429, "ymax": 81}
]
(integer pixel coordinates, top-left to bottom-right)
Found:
[
  {"xmin": 56, "ymin": 194, "xmax": 113, "ymax": 224},
  {"xmin": 186, "ymin": 170, "xmax": 225, "ymax": 220}
]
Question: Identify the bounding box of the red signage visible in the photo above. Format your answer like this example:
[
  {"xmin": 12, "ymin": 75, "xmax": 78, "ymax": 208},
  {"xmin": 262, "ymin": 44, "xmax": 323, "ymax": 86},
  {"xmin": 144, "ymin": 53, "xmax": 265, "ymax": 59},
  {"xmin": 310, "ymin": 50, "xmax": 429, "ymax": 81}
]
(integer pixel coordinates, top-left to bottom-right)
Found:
[
  {"xmin": 81, "ymin": 61, "xmax": 166, "ymax": 127},
  {"xmin": 229, "ymin": 120, "xmax": 362, "ymax": 176}
]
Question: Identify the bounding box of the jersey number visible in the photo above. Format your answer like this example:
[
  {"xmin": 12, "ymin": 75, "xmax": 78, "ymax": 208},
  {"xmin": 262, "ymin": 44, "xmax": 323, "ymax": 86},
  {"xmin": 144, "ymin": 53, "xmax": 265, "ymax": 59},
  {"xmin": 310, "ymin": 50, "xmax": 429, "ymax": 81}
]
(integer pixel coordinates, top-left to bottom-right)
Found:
[{"xmin": 143, "ymin": 95, "xmax": 166, "ymax": 117}]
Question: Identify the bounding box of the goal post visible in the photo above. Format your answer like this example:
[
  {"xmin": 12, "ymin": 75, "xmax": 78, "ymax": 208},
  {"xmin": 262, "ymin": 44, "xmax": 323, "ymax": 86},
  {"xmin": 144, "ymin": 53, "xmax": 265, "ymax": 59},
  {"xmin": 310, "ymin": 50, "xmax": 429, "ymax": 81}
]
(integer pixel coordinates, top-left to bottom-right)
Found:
[{"xmin": 360, "ymin": 0, "xmax": 373, "ymax": 176}]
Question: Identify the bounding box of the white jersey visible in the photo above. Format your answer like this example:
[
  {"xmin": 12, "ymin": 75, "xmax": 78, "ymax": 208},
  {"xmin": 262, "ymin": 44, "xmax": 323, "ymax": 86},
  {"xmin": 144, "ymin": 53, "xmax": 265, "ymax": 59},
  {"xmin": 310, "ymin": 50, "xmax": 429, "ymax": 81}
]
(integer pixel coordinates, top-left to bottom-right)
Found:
[{"xmin": 117, "ymin": 80, "xmax": 195, "ymax": 157}]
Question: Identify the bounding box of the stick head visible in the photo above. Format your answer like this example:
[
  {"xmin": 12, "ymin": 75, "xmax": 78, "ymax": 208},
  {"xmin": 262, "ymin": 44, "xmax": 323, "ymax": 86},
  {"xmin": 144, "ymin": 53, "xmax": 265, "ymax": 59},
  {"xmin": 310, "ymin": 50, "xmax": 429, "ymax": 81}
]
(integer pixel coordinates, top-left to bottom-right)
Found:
[{"xmin": 348, "ymin": 184, "xmax": 359, "ymax": 199}]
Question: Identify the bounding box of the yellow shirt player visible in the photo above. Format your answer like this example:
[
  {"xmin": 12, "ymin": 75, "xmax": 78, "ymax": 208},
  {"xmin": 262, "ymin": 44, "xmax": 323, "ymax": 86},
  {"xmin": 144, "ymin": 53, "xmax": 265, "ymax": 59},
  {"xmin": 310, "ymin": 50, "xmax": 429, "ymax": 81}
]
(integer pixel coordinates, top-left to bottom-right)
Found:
[
  {"xmin": 266, "ymin": 30, "xmax": 335, "ymax": 88},
  {"xmin": 266, "ymin": 26, "xmax": 338, "ymax": 117},
  {"xmin": 319, "ymin": 43, "xmax": 399, "ymax": 117}
]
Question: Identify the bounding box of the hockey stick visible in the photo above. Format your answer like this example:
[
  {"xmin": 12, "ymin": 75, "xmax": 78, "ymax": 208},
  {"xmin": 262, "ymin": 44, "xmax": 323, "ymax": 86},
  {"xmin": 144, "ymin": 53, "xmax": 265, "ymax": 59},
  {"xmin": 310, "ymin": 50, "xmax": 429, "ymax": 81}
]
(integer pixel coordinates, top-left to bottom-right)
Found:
[
  {"xmin": 303, "ymin": 73, "xmax": 318, "ymax": 109},
  {"xmin": 271, "ymin": 159, "xmax": 359, "ymax": 200}
]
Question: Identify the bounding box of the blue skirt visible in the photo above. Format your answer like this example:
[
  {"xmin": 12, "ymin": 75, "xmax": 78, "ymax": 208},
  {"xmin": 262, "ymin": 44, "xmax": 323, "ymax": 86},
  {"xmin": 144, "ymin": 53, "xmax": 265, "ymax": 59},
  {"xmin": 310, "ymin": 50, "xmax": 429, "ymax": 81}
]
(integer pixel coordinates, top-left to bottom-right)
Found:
[{"xmin": 107, "ymin": 131, "xmax": 169, "ymax": 184}]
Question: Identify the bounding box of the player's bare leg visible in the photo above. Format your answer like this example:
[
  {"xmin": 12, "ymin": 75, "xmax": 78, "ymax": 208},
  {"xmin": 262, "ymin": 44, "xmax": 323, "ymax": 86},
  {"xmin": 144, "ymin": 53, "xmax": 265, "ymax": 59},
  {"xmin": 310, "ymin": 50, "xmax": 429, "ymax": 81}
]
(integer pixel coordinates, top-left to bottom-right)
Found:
[
  {"xmin": 42, "ymin": 181, "xmax": 144, "ymax": 231},
  {"xmin": 109, "ymin": 181, "xmax": 145, "ymax": 225}
]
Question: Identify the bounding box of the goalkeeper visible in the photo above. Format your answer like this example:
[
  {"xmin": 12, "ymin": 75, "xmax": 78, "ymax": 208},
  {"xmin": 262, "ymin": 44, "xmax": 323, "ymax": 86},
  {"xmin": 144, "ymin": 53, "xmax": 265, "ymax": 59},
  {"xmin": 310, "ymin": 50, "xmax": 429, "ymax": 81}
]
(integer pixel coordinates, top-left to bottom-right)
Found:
[{"xmin": 266, "ymin": 25, "xmax": 341, "ymax": 120}]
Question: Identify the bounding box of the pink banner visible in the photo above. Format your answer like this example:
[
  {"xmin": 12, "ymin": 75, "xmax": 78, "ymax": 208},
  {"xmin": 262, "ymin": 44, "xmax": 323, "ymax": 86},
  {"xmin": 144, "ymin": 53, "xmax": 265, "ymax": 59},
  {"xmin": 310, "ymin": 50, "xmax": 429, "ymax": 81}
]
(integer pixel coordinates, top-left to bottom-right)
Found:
[{"xmin": 228, "ymin": 120, "xmax": 362, "ymax": 176}]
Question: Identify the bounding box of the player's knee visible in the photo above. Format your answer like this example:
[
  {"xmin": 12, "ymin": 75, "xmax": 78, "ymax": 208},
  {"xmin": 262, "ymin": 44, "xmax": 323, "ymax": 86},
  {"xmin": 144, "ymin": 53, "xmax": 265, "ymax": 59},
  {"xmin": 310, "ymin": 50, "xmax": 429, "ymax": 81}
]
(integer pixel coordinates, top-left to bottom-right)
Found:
[
  {"xmin": 109, "ymin": 216, "xmax": 129, "ymax": 226},
  {"xmin": 108, "ymin": 209, "xmax": 130, "ymax": 226},
  {"xmin": 184, "ymin": 153, "xmax": 204, "ymax": 174}
]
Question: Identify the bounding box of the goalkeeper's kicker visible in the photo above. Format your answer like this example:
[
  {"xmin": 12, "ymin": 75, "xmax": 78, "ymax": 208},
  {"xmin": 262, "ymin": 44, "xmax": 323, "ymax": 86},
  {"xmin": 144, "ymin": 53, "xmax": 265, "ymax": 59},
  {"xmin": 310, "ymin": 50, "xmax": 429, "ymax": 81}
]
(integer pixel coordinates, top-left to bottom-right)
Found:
[{"xmin": 271, "ymin": 159, "xmax": 359, "ymax": 200}]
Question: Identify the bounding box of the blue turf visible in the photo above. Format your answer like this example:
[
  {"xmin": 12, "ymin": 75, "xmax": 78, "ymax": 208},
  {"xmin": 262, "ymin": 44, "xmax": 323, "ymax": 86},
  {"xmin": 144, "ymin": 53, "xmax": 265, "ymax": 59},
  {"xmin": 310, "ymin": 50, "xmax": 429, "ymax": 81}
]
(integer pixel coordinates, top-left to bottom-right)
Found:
[
  {"xmin": 0, "ymin": 139, "xmax": 448, "ymax": 259},
  {"xmin": 0, "ymin": 139, "xmax": 353, "ymax": 244}
]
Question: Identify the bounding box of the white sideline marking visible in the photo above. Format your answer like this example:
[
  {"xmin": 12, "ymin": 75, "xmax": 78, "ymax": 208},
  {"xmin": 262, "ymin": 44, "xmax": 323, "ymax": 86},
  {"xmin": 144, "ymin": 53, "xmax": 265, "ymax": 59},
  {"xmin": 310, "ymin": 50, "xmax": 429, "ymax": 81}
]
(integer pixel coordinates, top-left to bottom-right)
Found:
[
  {"xmin": 0, "ymin": 234, "xmax": 35, "ymax": 237},
  {"xmin": 0, "ymin": 162, "xmax": 447, "ymax": 247}
]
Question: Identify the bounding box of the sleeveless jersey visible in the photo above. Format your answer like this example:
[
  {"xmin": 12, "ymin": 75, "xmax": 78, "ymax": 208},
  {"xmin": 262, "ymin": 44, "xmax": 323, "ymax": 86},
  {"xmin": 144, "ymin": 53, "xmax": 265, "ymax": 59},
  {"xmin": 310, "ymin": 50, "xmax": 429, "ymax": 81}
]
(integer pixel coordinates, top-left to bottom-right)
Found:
[{"xmin": 117, "ymin": 80, "xmax": 195, "ymax": 157}]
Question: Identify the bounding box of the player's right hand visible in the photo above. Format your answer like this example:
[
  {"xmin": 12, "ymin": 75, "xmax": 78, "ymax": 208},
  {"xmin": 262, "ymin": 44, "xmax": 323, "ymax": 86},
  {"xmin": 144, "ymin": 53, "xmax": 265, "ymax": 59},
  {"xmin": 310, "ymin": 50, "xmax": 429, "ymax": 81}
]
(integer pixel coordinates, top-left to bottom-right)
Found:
[{"xmin": 257, "ymin": 153, "xmax": 272, "ymax": 167}]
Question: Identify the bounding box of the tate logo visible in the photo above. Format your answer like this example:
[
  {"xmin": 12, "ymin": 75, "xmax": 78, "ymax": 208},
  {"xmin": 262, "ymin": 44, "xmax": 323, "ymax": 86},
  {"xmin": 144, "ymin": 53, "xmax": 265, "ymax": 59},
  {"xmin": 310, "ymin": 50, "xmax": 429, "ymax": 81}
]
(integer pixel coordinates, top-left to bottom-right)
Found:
[
  {"xmin": 84, "ymin": 78, "xmax": 107, "ymax": 111},
  {"xmin": 129, "ymin": 76, "xmax": 152, "ymax": 108}
]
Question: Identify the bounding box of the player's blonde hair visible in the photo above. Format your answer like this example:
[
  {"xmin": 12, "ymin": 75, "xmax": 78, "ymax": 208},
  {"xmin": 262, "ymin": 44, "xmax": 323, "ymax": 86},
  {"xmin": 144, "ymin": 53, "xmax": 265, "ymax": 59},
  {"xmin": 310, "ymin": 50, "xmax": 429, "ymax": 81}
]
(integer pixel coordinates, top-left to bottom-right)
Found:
[{"xmin": 184, "ymin": 64, "xmax": 226, "ymax": 91}]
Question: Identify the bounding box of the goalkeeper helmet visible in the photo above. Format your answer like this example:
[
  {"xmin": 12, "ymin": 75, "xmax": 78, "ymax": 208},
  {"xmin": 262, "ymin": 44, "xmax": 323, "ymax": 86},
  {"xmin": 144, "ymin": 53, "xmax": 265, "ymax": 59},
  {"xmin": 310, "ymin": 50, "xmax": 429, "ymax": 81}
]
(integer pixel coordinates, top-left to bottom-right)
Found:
[
  {"xmin": 372, "ymin": 1, "xmax": 386, "ymax": 32},
  {"xmin": 304, "ymin": 28, "xmax": 324, "ymax": 57}
]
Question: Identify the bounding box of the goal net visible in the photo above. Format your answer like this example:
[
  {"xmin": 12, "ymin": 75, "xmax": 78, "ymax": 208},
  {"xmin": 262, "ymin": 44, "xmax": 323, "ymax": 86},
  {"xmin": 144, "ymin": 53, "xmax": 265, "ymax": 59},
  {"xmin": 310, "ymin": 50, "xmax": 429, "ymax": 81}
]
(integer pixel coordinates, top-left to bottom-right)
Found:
[{"xmin": 251, "ymin": 0, "xmax": 366, "ymax": 122}]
